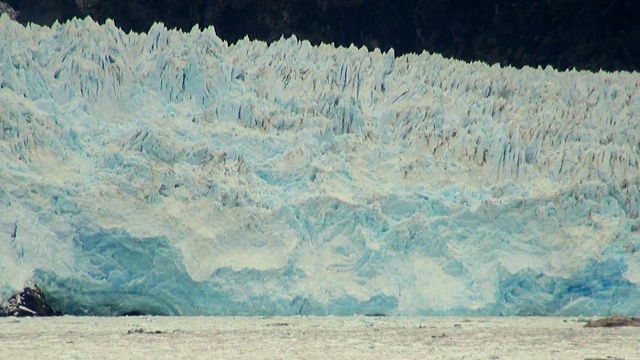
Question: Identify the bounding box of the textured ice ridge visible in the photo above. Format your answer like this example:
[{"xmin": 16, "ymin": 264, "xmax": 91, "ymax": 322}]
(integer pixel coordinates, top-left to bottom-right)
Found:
[{"xmin": 1, "ymin": 14, "xmax": 639, "ymax": 316}]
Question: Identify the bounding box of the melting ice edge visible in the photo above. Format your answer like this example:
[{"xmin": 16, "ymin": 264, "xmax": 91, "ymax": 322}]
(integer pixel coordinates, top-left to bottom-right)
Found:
[{"xmin": 0, "ymin": 15, "xmax": 639, "ymax": 316}]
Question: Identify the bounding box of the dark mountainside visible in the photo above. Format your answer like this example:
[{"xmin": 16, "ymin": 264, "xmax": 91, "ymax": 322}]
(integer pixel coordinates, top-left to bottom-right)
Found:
[{"xmin": 4, "ymin": 0, "xmax": 640, "ymax": 72}]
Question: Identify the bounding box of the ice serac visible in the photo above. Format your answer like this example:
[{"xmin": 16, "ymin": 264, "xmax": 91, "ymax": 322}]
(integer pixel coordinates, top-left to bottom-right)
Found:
[{"xmin": 0, "ymin": 14, "xmax": 639, "ymax": 316}]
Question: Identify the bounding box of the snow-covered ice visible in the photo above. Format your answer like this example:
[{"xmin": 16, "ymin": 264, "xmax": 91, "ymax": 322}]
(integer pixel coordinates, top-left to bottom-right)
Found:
[{"xmin": 0, "ymin": 14, "xmax": 639, "ymax": 316}]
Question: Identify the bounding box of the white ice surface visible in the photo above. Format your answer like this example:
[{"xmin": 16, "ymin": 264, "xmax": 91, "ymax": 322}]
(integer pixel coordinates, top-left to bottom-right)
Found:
[{"xmin": 0, "ymin": 14, "xmax": 639, "ymax": 315}]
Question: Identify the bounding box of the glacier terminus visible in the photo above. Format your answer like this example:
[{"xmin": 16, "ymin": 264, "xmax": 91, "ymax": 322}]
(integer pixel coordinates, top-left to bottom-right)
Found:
[{"xmin": 0, "ymin": 15, "xmax": 639, "ymax": 316}]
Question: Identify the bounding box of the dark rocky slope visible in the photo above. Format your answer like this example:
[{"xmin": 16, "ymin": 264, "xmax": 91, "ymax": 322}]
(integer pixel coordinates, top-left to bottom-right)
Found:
[{"xmin": 1, "ymin": 285, "xmax": 61, "ymax": 317}]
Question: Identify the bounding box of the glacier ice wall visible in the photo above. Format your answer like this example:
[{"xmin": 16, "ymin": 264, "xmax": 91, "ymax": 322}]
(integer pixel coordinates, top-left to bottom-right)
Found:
[{"xmin": 1, "ymin": 14, "xmax": 639, "ymax": 316}]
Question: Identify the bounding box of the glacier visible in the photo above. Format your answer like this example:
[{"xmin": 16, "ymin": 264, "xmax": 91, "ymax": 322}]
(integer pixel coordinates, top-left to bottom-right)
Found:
[{"xmin": 0, "ymin": 14, "xmax": 639, "ymax": 316}]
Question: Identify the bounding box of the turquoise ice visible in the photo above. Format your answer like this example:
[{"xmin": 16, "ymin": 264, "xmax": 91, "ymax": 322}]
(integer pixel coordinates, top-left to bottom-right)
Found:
[{"xmin": 0, "ymin": 15, "xmax": 639, "ymax": 315}]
